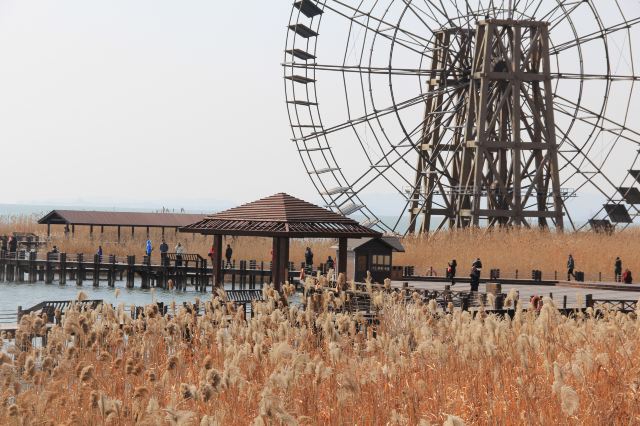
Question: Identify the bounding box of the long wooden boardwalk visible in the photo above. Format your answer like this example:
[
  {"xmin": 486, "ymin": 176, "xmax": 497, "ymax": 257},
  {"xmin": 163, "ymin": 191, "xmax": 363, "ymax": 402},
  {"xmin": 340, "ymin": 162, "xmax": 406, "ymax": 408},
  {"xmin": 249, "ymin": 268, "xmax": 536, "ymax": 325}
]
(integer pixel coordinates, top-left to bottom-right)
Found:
[{"xmin": 0, "ymin": 251, "xmax": 299, "ymax": 292}]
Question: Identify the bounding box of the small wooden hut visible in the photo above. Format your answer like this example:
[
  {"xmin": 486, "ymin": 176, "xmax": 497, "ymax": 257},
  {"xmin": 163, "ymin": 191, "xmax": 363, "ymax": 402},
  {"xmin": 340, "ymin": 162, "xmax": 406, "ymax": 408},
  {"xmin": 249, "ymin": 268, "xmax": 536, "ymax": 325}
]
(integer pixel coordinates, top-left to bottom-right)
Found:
[{"xmin": 332, "ymin": 237, "xmax": 405, "ymax": 283}]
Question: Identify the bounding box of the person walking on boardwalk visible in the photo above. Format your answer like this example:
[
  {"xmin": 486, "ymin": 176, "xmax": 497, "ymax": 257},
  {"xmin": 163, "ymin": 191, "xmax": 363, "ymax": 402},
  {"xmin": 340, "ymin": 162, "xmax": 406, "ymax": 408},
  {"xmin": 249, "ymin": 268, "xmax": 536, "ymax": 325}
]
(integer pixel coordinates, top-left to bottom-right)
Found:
[
  {"xmin": 159, "ymin": 239, "xmax": 169, "ymax": 265},
  {"xmin": 304, "ymin": 247, "xmax": 314, "ymax": 272},
  {"xmin": 469, "ymin": 266, "xmax": 480, "ymax": 292},
  {"xmin": 623, "ymin": 269, "xmax": 633, "ymax": 284},
  {"xmin": 615, "ymin": 257, "xmax": 623, "ymax": 282},
  {"xmin": 447, "ymin": 259, "xmax": 457, "ymax": 285},
  {"xmin": 96, "ymin": 245, "xmax": 103, "ymax": 260},
  {"xmin": 567, "ymin": 254, "xmax": 575, "ymax": 281},
  {"xmin": 175, "ymin": 242, "xmax": 184, "ymax": 267},
  {"xmin": 146, "ymin": 239, "xmax": 153, "ymax": 258},
  {"xmin": 225, "ymin": 244, "xmax": 233, "ymax": 268}
]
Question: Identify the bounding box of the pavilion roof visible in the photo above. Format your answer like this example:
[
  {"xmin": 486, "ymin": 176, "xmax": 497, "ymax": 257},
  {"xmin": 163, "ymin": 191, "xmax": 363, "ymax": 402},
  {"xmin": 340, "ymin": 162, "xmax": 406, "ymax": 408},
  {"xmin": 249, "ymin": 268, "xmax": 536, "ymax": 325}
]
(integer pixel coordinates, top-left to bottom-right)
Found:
[{"xmin": 180, "ymin": 193, "xmax": 381, "ymax": 238}]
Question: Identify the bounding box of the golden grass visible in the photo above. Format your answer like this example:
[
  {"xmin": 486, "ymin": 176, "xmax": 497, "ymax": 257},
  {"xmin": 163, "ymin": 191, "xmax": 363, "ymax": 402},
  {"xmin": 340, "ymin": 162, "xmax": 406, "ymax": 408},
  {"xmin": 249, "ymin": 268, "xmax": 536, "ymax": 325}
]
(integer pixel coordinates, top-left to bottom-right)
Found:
[
  {"xmin": 1, "ymin": 215, "xmax": 637, "ymax": 280},
  {"xmin": 395, "ymin": 228, "xmax": 640, "ymax": 280},
  {"xmin": 2, "ymin": 285, "xmax": 640, "ymax": 424}
]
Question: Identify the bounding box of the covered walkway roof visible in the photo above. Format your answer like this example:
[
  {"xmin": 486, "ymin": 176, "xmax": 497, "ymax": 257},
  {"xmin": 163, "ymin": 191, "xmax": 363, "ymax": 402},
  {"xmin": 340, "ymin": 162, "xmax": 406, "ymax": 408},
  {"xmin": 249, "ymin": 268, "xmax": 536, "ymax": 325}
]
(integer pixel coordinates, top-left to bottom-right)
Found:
[
  {"xmin": 38, "ymin": 210, "xmax": 207, "ymax": 238},
  {"xmin": 39, "ymin": 210, "xmax": 206, "ymax": 228}
]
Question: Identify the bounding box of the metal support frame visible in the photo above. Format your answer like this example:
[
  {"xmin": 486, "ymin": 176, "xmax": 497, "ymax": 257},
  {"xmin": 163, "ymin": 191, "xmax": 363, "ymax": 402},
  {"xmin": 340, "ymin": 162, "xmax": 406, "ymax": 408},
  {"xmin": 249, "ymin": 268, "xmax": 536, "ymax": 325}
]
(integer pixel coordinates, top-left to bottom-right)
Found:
[
  {"xmin": 409, "ymin": 27, "xmax": 472, "ymax": 233},
  {"xmin": 412, "ymin": 19, "xmax": 564, "ymax": 230}
]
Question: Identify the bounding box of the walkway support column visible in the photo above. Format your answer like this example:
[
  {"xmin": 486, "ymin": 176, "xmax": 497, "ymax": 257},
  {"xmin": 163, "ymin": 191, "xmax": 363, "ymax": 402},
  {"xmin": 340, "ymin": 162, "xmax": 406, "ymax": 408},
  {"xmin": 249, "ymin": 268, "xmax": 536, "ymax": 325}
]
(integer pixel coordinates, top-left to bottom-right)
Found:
[
  {"xmin": 338, "ymin": 238, "xmax": 348, "ymax": 275},
  {"xmin": 213, "ymin": 234, "xmax": 223, "ymax": 289},
  {"xmin": 271, "ymin": 237, "xmax": 279, "ymax": 289},
  {"xmin": 271, "ymin": 237, "xmax": 289, "ymax": 291}
]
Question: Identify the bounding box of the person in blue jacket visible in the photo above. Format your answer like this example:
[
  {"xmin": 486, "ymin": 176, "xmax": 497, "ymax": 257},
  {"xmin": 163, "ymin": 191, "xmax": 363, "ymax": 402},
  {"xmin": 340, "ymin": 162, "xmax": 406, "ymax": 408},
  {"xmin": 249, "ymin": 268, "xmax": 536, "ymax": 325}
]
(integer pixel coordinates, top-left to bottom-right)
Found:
[{"xmin": 146, "ymin": 239, "xmax": 153, "ymax": 259}]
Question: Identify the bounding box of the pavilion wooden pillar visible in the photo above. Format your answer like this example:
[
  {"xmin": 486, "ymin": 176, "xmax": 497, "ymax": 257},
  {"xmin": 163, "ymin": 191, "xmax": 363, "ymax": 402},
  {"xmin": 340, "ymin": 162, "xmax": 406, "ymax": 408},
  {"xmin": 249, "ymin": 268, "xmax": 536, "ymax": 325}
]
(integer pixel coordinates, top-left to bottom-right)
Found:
[
  {"xmin": 47, "ymin": 223, "xmax": 51, "ymax": 237},
  {"xmin": 271, "ymin": 238, "xmax": 279, "ymax": 288},
  {"xmin": 117, "ymin": 226, "xmax": 121, "ymax": 243},
  {"xmin": 271, "ymin": 237, "xmax": 289, "ymax": 291},
  {"xmin": 338, "ymin": 238, "xmax": 348, "ymax": 275},
  {"xmin": 213, "ymin": 234, "xmax": 223, "ymax": 289}
]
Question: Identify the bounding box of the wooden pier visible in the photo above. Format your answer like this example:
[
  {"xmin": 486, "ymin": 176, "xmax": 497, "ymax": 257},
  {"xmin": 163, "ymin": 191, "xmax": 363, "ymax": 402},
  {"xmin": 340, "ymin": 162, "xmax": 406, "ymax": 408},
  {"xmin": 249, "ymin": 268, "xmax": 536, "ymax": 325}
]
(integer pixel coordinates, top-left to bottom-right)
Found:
[{"xmin": 0, "ymin": 251, "xmax": 300, "ymax": 291}]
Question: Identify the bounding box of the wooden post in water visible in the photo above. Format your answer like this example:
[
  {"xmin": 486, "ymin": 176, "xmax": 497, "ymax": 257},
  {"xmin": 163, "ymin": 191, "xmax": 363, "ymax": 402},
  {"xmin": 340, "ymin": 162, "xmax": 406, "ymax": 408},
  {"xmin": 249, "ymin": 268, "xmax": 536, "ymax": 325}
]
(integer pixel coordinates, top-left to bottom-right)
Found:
[
  {"xmin": 16, "ymin": 253, "xmax": 24, "ymax": 283},
  {"xmin": 45, "ymin": 254, "xmax": 53, "ymax": 284},
  {"xmin": 126, "ymin": 255, "xmax": 135, "ymax": 288},
  {"xmin": 108, "ymin": 255, "xmax": 116, "ymax": 287},
  {"xmin": 28, "ymin": 251, "xmax": 37, "ymax": 283},
  {"xmin": 0, "ymin": 251, "xmax": 6, "ymax": 282},
  {"xmin": 93, "ymin": 254, "xmax": 100, "ymax": 286},
  {"xmin": 77, "ymin": 254, "xmax": 84, "ymax": 285},
  {"xmin": 60, "ymin": 253, "xmax": 67, "ymax": 285}
]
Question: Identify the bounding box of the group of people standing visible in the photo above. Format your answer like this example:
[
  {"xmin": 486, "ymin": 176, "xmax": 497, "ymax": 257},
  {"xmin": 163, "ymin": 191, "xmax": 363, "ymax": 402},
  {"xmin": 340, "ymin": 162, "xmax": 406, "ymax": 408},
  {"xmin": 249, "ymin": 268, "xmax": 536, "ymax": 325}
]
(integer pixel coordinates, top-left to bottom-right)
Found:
[
  {"xmin": 142, "ymin": 238, "xmax": 185, "ymax": 265},
  {"xmin": 444, "ymin": 254, "xmax": 633, "ymax": 291},
  {"xmin": 1, "ymin": 236, "xmax": 18, "ymax": 253},
  {"xmin": 614, "ymin": 256, "xmax": 633, "ymax": 284},
  {"xmin": 446, "ymin": 257, "xmax": 482, "ymax": 291}
]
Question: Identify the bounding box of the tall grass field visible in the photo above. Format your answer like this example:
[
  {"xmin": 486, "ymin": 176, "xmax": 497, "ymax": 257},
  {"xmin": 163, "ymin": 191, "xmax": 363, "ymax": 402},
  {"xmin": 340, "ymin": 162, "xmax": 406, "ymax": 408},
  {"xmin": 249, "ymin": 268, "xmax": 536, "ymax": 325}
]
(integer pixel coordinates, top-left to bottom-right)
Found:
[{"xmin": 2, "ymin": 215, "xmax": 637, "ymax": 281}]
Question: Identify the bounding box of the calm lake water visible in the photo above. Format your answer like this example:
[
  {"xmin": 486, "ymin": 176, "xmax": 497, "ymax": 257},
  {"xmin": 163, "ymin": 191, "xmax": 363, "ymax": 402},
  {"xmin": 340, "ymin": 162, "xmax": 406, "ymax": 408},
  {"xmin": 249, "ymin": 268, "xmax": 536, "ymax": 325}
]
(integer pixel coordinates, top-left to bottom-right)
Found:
[
  {"xmin": 0, "ymin": 280, "xmax": 220, "ymax": 315},
  {"xmin": 1, "ymin": 279, "xmax": 638, "ymax": 318}
]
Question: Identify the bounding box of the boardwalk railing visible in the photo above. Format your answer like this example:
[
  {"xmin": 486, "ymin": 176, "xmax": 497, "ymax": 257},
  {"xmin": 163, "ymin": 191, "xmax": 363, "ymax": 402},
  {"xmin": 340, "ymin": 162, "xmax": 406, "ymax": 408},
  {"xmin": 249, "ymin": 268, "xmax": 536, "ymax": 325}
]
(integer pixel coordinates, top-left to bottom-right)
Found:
[
  {"xmin": 0, "ymin": 250, "xmax": 305, "ymax": 292},
  {"xmin": 18, "ymin": 299, "xmax": 104, "ymax": 323},
  {"xmin": 585, "ymin": 295, "xmax": 638, "ymax": 312}
]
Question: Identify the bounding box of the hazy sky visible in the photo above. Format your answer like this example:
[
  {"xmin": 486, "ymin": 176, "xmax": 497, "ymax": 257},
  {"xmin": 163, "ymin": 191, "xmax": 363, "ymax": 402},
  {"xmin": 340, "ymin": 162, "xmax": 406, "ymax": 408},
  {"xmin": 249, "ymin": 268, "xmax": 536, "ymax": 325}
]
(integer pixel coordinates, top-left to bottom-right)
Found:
[
  {"xmin": 0, "ymin": 1, "xmax": 298, "ymax": 210},
  {"xmin": 0, "ymin": 1, "xmax": 638, "ymax": 228}
]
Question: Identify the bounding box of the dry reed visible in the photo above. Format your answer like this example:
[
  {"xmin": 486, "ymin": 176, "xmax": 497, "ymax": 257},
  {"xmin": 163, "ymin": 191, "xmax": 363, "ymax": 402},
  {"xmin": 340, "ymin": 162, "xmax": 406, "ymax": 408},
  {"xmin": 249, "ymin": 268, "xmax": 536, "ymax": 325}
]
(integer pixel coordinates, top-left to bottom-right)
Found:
[
  {"xmin": 1, "ymin": 215, "xmax": 638, "ymax": 279},
  {"xmin": 1, "ymin": 284, "xmax": 639, "ymax": 424}
]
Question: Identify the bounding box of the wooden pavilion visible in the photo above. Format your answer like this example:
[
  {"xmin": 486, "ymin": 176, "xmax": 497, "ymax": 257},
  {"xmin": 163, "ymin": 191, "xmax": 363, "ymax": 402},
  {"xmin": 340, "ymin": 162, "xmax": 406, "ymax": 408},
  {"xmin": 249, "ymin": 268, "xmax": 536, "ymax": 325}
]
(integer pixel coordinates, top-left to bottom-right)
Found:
[
  {"xmin": 38, "ymin": 210, "xmax": 206, "ymax": 241},
  {"xmin": 180, "ymin": 193, "xmax": 381, "ymax": 290}
]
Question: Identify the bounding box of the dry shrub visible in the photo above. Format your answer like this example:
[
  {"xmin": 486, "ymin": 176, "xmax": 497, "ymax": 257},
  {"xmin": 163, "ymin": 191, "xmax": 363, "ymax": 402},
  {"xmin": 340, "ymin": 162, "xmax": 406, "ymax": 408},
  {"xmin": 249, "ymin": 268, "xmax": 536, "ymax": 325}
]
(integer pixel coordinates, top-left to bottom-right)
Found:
[{"xmin": 1, "ymin": 288, "xmax": 640, "ymax": 424}]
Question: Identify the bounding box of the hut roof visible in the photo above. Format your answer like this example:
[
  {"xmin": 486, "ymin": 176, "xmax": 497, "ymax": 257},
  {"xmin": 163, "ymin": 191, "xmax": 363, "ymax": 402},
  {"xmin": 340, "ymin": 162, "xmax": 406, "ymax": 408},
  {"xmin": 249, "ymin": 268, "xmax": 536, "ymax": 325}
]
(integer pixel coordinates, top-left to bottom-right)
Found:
[
  {"xmin": 180, "ymin": 193, "xmax": 381, "ymax": 238},
  {"xmin": 331, "ymin": 236, "xmax": 405, "ymax": 252}
]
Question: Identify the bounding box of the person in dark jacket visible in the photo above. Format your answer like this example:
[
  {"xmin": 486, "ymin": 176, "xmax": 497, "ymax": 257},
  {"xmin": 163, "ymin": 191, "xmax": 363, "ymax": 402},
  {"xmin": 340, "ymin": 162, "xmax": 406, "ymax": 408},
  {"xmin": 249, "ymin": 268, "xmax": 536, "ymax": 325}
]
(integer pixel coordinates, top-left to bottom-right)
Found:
[
  {"xmin": 567, "ymin": 254, "xmax": 575, "ymax": 281},
  {"xmin": 470, "ymin": 266, "xmax": 480, "ymax": 292},
  {"xmin": 447, "ymin": 259, "xmax": 457, "ymax": 285},
  {"xmin": 8, "ymin": 236, "xmax": 17, "ymax": 253},
  {"xmin": 623, "ymin": 269, "xmax": 633, "ymax": 284},
  {"xmin": 160, "ymin": 239, "xmax": 169, "ymax": 265},
  {"xmin": 304, "ymin": 247, "xmax": 314, "ymax": 269},
  {"xmin": 615, "ymin": 257, "xmax": 623, "ymax": 282},
  {"xmin": 225, "ymin": 244, "xmax": 233, "ymax": 267},
  {"xmin": 325, "ymin": 255, "xmax": 335, "ymax": 270},
  {"xmin": 472, "ymin": 258, "xmax": 483, "ymax": 269}
]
